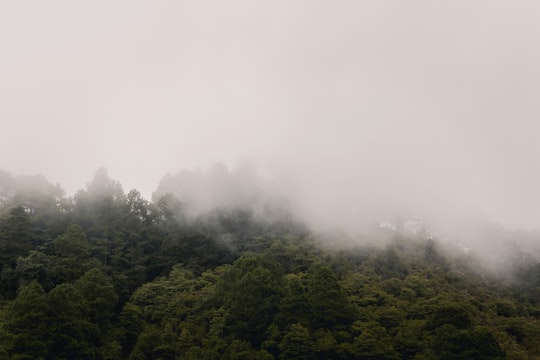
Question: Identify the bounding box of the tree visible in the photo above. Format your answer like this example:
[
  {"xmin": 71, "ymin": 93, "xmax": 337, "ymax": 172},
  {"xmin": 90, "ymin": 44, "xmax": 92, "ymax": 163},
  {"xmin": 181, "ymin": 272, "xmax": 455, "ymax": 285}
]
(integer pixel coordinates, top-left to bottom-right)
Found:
[
  {"xmin": 128, "ymin": 325, "xmax": 174, "ymax": 360},
  {"xmin": 278, "ymin": 323, "xmax": 313, "ymax": 360},
  {"xmin": 426, "ymin": 301, "xmax": 472, "ymax": 330},
  {"xmin": 218, "ymin": 255, "xmax": 284, "ymax": 347},
  {"xmin": 275, "ymin": 274, "xmax": 311, "ymax": 328},
  {"xmin": 46, "ymin": 283, "xmax": 99, "ymax": 359},
  {"xmin": 74, "ymin": 268, "xmax": 118, "ymax": 331},
  {"xmin": 307, "ymin": 264, "xmax": 352, "ymax": 329},
  {"xmin": 312, "ymin": 329, "xmax": 337, "ymax": 359},
  {"xmin": 224, "ymin": 340, "xmax": 273, "ymax": 360},
  {"xmin": 2, "ymin": 280, "xmax": 49, "ymax": 360},
  {"xmin": 394, "ymin": 319, "xmax": 427, "ymax": 360},
  {"xmin": 14, "ymin": 250, "xmax": 51, "ymax": 289},
  {"xmin": 119, "ymin": 302, "xmax": 144, "ymax": 355},
  {"xmin": 0, "ymin": 207, "xmax": 33, "ymax": 268},
  {"xmin": 432, "ymin": 325, "xmax": 505, "ymax": 360},
  {"xmin": 49, "ymin": 225, "xmax": 98, "ymax": 284},
  {"xmin": 53, "ymin": 225, "xmax": 90, "ymax": 259},
  {"xmin": 352, "ymin": 321, "xmax": 399, "ymax": 360}
]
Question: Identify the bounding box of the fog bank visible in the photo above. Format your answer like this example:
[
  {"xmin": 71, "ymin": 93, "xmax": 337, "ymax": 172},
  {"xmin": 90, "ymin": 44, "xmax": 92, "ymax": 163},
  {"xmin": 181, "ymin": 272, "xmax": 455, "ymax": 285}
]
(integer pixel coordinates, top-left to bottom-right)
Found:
[{"xmin": 1, "ymin": 1, "xmax": 539, "ymax": 235}]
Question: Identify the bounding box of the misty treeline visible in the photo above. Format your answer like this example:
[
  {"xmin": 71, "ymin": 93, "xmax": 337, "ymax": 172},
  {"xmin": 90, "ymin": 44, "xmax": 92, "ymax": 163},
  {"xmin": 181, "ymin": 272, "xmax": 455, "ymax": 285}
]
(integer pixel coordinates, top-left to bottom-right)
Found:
[{"xmin": 0, "ymin": 168, "xmax": 539, "ymax": 360}]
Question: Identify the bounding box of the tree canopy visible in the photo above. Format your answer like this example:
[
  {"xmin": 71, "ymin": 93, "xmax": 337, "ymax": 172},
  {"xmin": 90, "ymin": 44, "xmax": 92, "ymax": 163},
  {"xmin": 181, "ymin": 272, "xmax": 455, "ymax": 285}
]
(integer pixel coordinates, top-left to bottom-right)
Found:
[{"xmin": 0, "ymin": 169, "xmax": 539, "ymax": 359}]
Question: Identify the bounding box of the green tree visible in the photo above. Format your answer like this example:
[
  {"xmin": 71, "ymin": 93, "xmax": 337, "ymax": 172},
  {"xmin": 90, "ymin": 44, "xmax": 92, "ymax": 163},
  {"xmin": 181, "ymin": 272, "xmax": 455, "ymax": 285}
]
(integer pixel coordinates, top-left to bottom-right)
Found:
[
  {"xmin": 2, "ymin": 280, "xmax": 49, "ymax": 360},
  {"xmin": 14, "ymin": 250, "xmax": 51, "ymax": 288},
  {"xmin": 119, "ymin": 302, "xmax": 144, "ymax": 355},
  {"xmin": 0, "ymin": 207, "xmax": 33, "ymax": 268},
  {"xmin": 275, "ymin": 273, "xmax": 311, "ymax": 328},
  {"xmin": 49, "ymin": 225, "xmax": 98, "ymax": 284},
  {"xmin": 426, "ymin": 301, "xmax": 472, "ymax": 330},
  {"xmin": 312, "ymin": 328, "xmax": 337, "ymax": 359},
  {"xmin": 53, "ymin": 225, "xmax": 90, "ymax": 259},
  {"xmin": 394, "ymin": 319, "xmax": 427, "ymax": 360},
  {"xmin": 224, "ymin": 339, "xmax": 273, "ymax": 360},
  {"xmin": 74, "ymin": 268, "xmax": 118, "ymax": 331},
  {"xmin": 46, "ymin": 283, "xmax": 99, "ymax": 359},
  {"xmin": 352, "ymin": 321, "xmax": 399, "ymax": 360},
  {"xmin": 128, "ymin": 325, "xmax": 177, "ymax": 360},
  {"xmin": 307, "ymin": 264, "xmax": 352, "ymax": 329},
  {"xmin": 219, "ymin": 255, "xmax": 284, "ymax": 347},
  {"xmin": 278, "ymin": 323, "xmax": 313, "ymax": 360},
  {"xmin": 432, "ymin": 325, "xmax": 505, "ymax": 360}
]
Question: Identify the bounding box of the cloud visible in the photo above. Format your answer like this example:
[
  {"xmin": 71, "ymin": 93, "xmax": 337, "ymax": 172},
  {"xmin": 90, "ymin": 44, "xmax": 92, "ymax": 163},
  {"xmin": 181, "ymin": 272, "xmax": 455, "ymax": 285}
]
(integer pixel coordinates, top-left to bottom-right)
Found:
[{"xmin": 1, "ymin": 1, "xmax": 539, "ymax": 231}]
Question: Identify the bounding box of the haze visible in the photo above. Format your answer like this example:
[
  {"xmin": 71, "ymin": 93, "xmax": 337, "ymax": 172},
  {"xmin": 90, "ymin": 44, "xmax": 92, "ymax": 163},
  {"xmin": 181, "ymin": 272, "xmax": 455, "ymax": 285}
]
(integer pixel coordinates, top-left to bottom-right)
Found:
[{"xmin": 1, "ymin": 1, "xmax": 540, "ymax": 232}]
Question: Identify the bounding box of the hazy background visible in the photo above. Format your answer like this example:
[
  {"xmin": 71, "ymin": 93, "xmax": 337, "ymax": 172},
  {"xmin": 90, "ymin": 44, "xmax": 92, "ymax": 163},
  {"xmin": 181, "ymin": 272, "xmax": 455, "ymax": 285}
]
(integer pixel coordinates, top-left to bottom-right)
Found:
[{"xmin": 1, "ymin": 1, "xmax": 539, "ymax": 232}]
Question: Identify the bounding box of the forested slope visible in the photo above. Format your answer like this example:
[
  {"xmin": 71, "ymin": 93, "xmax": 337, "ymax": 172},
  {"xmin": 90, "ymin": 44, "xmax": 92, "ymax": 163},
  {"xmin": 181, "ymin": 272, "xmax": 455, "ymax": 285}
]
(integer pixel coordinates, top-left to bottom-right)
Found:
[{"xmin": 0, "ymin": 170, "xmax": 539, "ymax": 359}]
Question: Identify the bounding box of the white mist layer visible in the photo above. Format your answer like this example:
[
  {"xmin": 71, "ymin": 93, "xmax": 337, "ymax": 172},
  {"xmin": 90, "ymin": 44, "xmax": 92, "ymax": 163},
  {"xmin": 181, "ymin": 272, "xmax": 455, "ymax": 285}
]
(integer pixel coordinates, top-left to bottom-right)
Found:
[{"xmin": 1, "ymin": 1, "xmax": 539, "ymax": 236}]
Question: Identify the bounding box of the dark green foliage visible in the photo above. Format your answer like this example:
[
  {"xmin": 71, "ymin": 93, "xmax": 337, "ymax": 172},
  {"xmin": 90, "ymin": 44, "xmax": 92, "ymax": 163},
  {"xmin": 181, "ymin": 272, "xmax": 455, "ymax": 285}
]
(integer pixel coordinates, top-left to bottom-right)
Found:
[
  {"xmin": 432, "ymin": 325, "xmax": 505, "ymax": 360},
  {"xmin": 46, "ymin": 284, "xmax": 99, "ymax": 359},
  {"xmin": 74, "ymin": 268, "xmax": 118, "ymax": 330},
  {"xmin": 2, "ymin": 281, "xmax": 99, "ymax": 360},
  {"xmin": 307, "ymin": 264, "xmax": 352, "ymax": 329},
  {"xmin": 0, "ymin": 170, "xmax": 539, "ymax": 359},
  {"xmin": 278, "ymin": 323, "xmax": 313, "ymax": 360},
  {"xmin": 53, "ymin": 225, "xmax": 91, "ymax": 258},
  {"xmin": 496, "ymin": 299, "xmax": 517, "ymax": 317},
  {"xmin": 119, "ymin": 302, "xmax": 144, "ymax": 354},
  {"xmin": 128, "ymin": 325, "xmax": 166, "ymax": 360},
  {"xmin": 426, "ymin": 301, "xmax": 472, "ymax": 330},
  {"xmin": 351, "ymin": 321, "xmax": 399, "ymax": 360},
  {"xmin": 14, "ymin": 250, "xmax": 50, "ymax": 288},
  {"xmin": 2, "ymin": 281, "xmax": 49, "ymax": 359},
  {"xmin": 394, "ymin": 319, "xmax": 426, "ymax": 359},
  {"xmin": 0, "ymin": 207, "xmax": 33, "ymax": 268},
  {"xmin": 49, "ymin": 225, "xmax": 98, "ymax": 284},
  {"xmin": 275, "ymin": 274, "xmax": 311, "ymax": 328},
  {"xmin": 218, "ymin": 255, "xmax": 284, "ymax": 347}
]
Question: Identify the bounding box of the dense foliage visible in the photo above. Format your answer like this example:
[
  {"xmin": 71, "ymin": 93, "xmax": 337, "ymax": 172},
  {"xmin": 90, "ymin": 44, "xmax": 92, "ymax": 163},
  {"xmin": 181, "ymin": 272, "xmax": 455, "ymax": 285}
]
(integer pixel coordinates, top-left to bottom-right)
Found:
[{"xmin": 0, "ymin": 169, "xmax": 539, "ymax": 359}]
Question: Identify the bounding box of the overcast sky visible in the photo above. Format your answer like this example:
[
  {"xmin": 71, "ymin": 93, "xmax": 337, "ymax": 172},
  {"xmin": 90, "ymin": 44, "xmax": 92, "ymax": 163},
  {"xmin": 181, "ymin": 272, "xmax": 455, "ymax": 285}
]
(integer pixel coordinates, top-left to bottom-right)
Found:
[{"xmin": 1, "ymin": 1, "xmax": 539, "ymax": 230}]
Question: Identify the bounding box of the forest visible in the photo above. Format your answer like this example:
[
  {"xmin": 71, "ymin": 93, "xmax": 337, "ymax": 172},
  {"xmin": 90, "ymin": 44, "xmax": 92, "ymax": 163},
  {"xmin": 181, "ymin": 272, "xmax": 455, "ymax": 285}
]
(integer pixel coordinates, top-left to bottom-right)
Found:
[{"xmin": 0, "ymin": 169, "xmax": 539, "ymax": 360}]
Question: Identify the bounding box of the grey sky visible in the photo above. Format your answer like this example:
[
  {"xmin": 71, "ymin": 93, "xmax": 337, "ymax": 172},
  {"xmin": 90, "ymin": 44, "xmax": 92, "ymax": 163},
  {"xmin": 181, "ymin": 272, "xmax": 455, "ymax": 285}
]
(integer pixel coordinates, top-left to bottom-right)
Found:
[{"xmin": 1, "ymin": 1, "xmax": 539, "ymax": 230}]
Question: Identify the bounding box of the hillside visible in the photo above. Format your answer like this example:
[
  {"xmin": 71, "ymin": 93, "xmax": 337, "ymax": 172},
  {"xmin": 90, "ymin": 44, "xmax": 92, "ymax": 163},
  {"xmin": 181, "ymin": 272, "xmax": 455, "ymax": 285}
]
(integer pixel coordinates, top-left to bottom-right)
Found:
[{"xmin": 0, "ymin": 170, "xmax": 539, "ymax": 359}]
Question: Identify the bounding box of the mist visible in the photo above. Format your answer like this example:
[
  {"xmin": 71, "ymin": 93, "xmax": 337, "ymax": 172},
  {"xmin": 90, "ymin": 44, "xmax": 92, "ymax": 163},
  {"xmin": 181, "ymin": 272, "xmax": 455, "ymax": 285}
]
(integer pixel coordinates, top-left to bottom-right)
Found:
[{"xmin": 1, "ymin": 1, "xmax": 540, "ymax": 257}]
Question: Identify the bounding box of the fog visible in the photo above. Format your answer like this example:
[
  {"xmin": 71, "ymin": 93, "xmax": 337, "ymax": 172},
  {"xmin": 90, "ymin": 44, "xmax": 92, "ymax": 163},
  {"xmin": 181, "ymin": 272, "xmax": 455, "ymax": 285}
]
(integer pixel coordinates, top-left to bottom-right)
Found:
[{"xmin": 1, "ymin": 1, "xmax": 540, "ymax": 239}]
